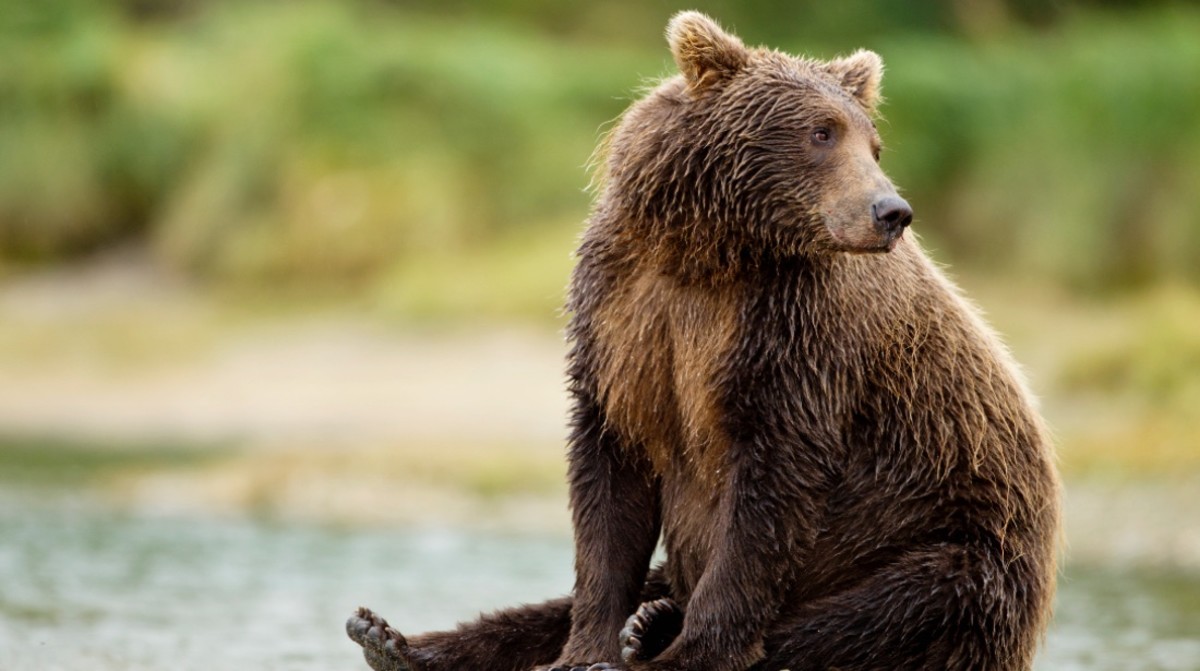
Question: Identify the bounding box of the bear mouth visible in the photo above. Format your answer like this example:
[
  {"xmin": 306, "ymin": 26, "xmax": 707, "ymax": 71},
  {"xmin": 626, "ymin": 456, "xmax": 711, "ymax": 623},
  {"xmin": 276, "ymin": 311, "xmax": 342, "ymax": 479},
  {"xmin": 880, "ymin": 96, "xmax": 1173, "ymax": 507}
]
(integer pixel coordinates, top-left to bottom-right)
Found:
[
  {"xmin": 876, "ymin": 229, "xmax": 905, "ymax": 252},
  {"xmin": 828, "ymin": 224, "xmax": 903, "ymax": 254}
]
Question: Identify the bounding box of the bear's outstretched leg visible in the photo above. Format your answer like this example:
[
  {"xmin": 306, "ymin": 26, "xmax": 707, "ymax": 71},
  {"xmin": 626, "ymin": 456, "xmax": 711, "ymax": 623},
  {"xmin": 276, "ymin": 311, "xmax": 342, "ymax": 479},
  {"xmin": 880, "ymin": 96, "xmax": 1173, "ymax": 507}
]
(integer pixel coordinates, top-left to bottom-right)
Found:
[
  {"xmin": 348, "ymin": 568, "xmax": 673, "ymax": 671},
  {"xmin": 347, "ymin": 598, "xmax": 572, "ymax": 671},
  {"xmin": 757, "ymin": 545, "xmax": 1053, "ymax": 671},
  {"xmin": 619, "ymin": 598, "xmax": 684, "ymax": 664}
]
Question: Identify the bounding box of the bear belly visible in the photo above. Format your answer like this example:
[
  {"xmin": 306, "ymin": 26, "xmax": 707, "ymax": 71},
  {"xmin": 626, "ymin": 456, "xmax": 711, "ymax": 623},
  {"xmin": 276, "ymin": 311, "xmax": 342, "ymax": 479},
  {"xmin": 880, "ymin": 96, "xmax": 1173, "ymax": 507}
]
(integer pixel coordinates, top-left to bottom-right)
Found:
[{"xmin": 658, "ymin": 467, "xmax": 725, "ymax": 603}]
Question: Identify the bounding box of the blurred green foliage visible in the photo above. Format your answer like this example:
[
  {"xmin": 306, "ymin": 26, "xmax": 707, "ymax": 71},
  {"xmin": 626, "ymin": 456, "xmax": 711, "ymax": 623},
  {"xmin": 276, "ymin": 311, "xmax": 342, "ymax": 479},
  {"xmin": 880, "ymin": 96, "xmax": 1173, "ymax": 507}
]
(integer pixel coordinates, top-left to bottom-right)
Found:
[
  {"xmin": 1061, "ymin": 287, "xmax": 1200, "ymax": 403},
  {"xmin": 0, "ymin": 433, "xmax": 223, "ymax": 486},
  {"xmin": 2, "ymin": 0, "xmax": 1199, "ymax": 300}
]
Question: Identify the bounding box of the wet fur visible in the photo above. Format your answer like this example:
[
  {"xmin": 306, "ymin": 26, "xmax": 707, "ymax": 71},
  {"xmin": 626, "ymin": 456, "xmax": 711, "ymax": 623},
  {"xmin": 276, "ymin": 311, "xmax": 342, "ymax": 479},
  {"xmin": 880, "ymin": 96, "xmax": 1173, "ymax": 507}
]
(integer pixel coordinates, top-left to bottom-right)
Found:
[{"xmin": 348, "ymin": 11, "xmax": 1059, "ymax": 671}]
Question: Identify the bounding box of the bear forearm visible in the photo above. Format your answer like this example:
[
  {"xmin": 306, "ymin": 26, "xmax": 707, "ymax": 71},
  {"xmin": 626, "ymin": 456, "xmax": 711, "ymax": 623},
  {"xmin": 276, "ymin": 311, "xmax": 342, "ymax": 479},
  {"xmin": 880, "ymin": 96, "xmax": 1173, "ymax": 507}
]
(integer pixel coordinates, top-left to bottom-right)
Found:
[
  {"xmin": 557, "ymin": 400, "xmax": 662, "ymax": 665},
  {"xmin": 640, "ymin": 448, "xmax": 818, "ymax": 671}
]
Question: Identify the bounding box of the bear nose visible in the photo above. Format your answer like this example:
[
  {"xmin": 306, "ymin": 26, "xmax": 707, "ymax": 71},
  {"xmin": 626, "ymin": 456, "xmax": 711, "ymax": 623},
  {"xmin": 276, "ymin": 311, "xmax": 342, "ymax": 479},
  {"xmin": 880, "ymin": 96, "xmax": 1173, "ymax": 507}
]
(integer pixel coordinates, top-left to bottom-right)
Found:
[{"xmin": 872, "ymin": 196, "xmax": 913, "ymax": 234}]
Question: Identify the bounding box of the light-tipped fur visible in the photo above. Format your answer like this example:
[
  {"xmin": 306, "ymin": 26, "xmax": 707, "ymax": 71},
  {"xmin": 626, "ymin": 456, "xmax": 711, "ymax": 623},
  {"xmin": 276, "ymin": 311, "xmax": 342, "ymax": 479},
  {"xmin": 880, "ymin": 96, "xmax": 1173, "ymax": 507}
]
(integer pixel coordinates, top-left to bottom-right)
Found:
[
  {"xmin": 667, "ymin": 11, "xmax": 750, "ymax": 93},
  {"xmin": 823, "ymin": 49, "xmax": 885, "ymax": 113}
]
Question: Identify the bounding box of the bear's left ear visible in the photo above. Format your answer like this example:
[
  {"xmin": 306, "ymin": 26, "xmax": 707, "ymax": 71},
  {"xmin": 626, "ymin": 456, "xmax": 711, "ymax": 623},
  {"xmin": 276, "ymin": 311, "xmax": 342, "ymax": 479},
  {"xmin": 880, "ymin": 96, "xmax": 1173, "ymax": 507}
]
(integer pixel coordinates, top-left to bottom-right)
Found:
[
  {"xmin": 667, "ymin": 11, "xmax": 750, "ymax": 94},
  {"xmin": 823, "ymin": 50, "xmax": 884, "ymax": 113}
]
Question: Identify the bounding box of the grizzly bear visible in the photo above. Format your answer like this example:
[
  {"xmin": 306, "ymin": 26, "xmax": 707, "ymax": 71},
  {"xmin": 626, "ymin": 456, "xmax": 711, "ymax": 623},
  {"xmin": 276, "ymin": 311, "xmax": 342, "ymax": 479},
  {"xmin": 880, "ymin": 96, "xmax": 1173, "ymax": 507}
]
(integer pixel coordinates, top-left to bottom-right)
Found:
[{"xmin": 348, "ymin": 10, "xmax": 1060, "ymax": 671}]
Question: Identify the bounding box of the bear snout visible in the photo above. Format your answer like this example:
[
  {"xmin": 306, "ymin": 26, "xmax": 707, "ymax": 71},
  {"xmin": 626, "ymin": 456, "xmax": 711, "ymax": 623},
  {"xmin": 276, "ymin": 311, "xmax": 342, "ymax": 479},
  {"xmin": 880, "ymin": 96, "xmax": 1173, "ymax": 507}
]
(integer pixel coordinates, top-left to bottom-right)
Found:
[{"xmin": 872, "ymin": 196, "xmax": 914, "ymax": 235}]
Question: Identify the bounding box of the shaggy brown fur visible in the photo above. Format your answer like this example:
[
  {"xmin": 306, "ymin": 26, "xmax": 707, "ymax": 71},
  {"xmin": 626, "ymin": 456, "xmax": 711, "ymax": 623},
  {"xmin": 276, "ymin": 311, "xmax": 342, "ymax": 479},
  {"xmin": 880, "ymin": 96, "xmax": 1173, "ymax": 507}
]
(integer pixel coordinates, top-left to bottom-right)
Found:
[{"xmin": 348, "ymin": 10, "xmax": 1060, "ymax": 671}]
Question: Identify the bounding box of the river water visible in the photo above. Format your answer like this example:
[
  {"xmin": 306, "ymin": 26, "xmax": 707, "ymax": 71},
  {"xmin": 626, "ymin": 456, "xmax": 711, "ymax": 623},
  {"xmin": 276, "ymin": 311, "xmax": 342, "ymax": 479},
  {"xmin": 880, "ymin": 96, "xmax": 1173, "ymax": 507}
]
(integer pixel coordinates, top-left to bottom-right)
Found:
[{"xmin": 1, "ymin": 498, "xmax": 1197, "ymax": 671}]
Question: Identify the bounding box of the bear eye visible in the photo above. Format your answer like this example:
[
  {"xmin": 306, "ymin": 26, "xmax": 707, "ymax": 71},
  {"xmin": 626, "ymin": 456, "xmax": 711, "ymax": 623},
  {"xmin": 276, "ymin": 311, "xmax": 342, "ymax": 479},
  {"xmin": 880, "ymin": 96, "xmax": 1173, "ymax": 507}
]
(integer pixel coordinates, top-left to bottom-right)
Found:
[{"xmin": 811, "ymin": 127, "xmax": 833, "ymax": 145}]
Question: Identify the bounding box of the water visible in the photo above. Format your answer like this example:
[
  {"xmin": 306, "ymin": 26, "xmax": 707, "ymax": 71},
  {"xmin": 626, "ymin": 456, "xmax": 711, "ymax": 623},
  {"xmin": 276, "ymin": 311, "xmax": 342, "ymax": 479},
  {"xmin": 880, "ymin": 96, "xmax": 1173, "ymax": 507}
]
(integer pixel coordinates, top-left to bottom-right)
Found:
[{"xmin": 1, "ymin": 499, "xmax": 1197, "ymax": 671}]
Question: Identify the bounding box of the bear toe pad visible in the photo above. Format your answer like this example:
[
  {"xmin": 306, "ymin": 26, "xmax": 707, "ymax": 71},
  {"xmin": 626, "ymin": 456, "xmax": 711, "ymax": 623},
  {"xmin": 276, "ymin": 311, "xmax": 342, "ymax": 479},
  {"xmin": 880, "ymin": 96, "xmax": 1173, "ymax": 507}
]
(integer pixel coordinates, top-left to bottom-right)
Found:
[{"xmin": 347, "ymin": 607, "xmax": 411, "ymax": 671}]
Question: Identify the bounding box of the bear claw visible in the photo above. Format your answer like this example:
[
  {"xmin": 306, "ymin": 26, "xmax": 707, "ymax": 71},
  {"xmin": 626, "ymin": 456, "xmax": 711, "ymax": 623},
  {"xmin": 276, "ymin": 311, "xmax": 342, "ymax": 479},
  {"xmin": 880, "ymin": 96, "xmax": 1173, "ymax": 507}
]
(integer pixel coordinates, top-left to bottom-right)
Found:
[
  {"xmin": 620, "ymin": 598, "xmax": 684, "ymax": 663},
  {"xmin": 347, "ymin": 607, "xmax": 412, "ymax": 671}
]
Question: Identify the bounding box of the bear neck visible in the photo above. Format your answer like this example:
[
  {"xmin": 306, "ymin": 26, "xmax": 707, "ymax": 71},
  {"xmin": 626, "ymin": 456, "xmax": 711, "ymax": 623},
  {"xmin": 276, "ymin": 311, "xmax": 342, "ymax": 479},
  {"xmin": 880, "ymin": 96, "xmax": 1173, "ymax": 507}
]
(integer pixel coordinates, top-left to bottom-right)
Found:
[{"xmin": 587, "ymin": 203, "xmax": 839, "ymax": 288}]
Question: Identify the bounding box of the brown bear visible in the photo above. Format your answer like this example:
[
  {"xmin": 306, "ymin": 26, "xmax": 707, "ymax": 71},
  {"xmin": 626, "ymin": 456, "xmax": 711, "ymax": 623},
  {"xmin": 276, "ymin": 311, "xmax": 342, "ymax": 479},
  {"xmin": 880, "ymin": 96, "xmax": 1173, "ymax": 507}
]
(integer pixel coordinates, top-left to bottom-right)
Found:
[{"xmin": 348, "ymin": 10, "xmax": 1060, "ymax": 671}]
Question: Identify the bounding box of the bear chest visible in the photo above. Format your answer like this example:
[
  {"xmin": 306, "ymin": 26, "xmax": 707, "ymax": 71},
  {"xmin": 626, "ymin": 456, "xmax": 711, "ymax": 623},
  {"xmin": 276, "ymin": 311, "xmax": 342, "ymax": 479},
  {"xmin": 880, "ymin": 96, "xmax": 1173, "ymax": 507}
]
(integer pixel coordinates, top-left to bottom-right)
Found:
[{"xmin": 591, "ymin": 270, "xmax": 740, "ymax": 482}]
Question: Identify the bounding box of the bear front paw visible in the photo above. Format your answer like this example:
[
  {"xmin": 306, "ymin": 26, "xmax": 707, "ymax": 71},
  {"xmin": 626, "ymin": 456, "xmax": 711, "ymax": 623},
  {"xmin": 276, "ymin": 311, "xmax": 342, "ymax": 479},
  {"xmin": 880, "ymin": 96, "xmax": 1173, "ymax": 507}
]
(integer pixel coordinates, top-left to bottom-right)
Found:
[
  {"xmin": 620, "ymin": 598, "xmax": 684, "ymax": 663},
  {"xmin": 347, "ymin": 606, "xmax": 413, "ymax": 671}
]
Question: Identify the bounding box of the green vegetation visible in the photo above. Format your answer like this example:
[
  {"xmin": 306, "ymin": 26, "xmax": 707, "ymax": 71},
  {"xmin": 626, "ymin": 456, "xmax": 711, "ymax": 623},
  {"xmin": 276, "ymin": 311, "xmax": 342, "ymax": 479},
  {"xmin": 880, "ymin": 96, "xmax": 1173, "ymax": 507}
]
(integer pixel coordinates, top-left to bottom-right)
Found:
[
  {"xmin": 0, "ymin": 1, "xmax": 1197, "ymax": 504},
  {"xmin": 3, "ymin": 1, "xmax": 1200, "ymax": 304},
  {"xmin": 1049, "ymin": 286, "xmax": 1200, "ymax": 477},
  {"xmin": 0, "ymin": 433, "xmax": 226, "ymax": 486}
]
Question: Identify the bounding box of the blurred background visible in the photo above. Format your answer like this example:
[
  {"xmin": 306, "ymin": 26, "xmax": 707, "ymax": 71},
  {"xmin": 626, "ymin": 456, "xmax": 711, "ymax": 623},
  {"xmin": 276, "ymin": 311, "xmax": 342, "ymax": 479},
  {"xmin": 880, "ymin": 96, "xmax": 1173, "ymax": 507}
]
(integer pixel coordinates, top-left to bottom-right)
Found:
[{"xmin": 1, "ymin": 0, "xmax": 1198, "ymax": 669}]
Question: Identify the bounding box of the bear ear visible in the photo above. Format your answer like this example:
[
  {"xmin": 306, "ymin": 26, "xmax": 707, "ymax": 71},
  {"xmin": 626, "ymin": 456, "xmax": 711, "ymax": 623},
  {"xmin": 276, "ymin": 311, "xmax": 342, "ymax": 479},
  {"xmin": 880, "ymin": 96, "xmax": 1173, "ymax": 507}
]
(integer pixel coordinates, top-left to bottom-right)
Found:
[
  {"xmin": 667, "ymin": 11, "xmax": 749, "ymax": 94},
  {"xmin": 824, "ymin": 49, "xmax": 884, "ymax": 113}
]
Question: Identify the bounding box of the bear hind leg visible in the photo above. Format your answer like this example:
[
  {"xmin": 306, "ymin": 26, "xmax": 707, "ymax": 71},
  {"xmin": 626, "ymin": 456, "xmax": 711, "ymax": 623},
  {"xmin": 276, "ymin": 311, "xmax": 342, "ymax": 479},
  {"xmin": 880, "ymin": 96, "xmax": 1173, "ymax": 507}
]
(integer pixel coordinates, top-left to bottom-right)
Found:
[
  {"xmin": 347, "ymin": 567, "xmax": 674, "ymax": 671},
  {"xmin": 347, "ymin": 598, "xmax": 572, "ymax": 671},
  {"xmin": 759, "ymin": 545, "xmax": 1047, "ymax": 671}
]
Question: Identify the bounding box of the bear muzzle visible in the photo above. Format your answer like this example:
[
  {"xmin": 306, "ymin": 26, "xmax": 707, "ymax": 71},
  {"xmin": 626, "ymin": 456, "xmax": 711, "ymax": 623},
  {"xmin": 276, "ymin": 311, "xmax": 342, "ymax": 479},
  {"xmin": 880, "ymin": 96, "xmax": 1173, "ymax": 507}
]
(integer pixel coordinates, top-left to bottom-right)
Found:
[{"xmin": 819, "ymin": 192, "xmax": 913, "ymax": 253}]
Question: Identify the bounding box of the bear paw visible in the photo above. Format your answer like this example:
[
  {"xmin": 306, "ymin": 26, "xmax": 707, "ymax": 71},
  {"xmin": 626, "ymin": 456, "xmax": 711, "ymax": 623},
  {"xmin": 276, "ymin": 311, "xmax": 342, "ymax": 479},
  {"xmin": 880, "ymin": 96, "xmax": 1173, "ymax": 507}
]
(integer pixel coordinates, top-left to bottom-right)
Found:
[
  {"xmin": 620, "ymin": 598, "xmax": 684, "ymax": 663},
  {"xmin": 347, "ymin": 606, "xmax": 413, "ymax": 671}
]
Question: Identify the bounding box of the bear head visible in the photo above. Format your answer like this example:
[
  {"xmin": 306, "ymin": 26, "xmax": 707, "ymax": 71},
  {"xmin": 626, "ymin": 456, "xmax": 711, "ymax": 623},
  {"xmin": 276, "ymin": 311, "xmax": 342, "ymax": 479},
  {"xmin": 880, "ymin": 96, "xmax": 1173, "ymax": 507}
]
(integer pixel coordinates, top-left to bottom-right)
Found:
[{"xmin": 600, "ymin": 11, "xmax": 913, "ymax": 272}]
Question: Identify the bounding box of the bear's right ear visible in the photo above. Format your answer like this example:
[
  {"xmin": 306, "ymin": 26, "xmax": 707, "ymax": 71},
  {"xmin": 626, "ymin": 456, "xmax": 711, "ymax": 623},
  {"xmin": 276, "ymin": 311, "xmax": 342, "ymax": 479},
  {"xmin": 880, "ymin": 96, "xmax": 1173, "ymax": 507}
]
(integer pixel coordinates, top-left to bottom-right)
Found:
[{"xmin": 667, "ymin": 11, "xmax": 749, "ymax": 94}]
